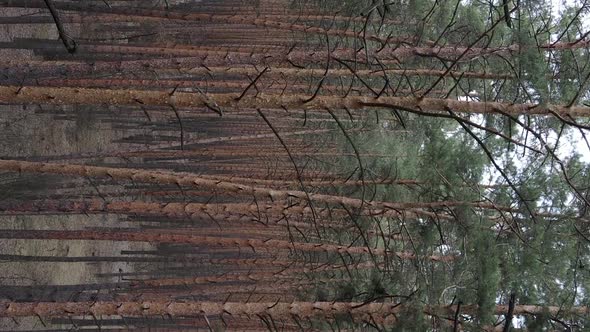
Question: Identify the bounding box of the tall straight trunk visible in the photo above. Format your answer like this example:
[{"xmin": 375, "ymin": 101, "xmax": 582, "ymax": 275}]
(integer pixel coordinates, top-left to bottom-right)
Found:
[
  {"xmin": 198, "ymin": 175, "xmax": 419, "ymax": 187},
  {"xmin": 0, "ymin": 300, "xmax": 586, "ymax": 318},
  {"xmin": 0, "ymin": 38, "xmax": 505, "ymax": 62},
  {"xmin": 176, "ymin": 66, "xmax": 514, "ymax": 80},
  {"xmin": 0, "ymin": 199, "xmax": 324, "ymax": 217},
  {"xmin": 2, "ymin": 55, "xmax": 296, "ymax": 79},
  {"xmin": 0, "ymin": 199, "xmax": 521, "ymax": 218},
  {"xmin": 0, "ymin": 87, "xmax": 587, "ymax": 116},
  {"xmin": 29, "ymin": 78, "xmax": 435, "ymax": 96}
]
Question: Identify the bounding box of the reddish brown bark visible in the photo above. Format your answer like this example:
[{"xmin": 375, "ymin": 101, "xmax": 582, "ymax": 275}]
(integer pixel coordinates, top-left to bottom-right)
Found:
[
  {"xmin": 0, "ymin": 301, "xmax": 585, "ymax": 318},
  {"xmin": 1, "ymin": 87, "xmax": 587, "ymax": 117},
  {"xmin": 177, "ymin": 66, "xmax": 515, "ymax": 80}
]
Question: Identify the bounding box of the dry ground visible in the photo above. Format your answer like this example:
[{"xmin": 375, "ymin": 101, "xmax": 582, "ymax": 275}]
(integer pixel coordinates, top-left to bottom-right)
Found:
[{"xmin": 0, "ymin": 8, "xmax": 153, "ymax": 331}]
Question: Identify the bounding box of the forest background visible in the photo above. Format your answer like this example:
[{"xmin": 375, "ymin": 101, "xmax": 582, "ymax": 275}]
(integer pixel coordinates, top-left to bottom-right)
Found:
[{"xmin": 0, "ymin": 0, "xmax": 589, "ymax": 331}]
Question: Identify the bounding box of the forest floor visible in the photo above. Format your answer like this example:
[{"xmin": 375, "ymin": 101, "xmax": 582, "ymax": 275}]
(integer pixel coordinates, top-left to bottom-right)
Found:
[{"xmin": 0, "ymin": 8, "xmax": 153, "ymax": 331}]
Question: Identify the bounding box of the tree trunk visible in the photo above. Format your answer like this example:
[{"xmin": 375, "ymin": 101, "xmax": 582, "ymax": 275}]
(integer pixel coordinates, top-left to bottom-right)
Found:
[
  {"xmin": 0, "ymin": 87, "xmax": 587, "ymax": 116},
  {"xmin": 0, "ymin": 301, "xmax": 585, "ymax": 318}
]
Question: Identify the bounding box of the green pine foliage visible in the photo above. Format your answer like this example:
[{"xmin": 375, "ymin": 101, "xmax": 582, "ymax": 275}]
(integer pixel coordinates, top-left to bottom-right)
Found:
[{"xmin": 293, "ymin": 0, "xmax": 590, "ymax": 329}]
